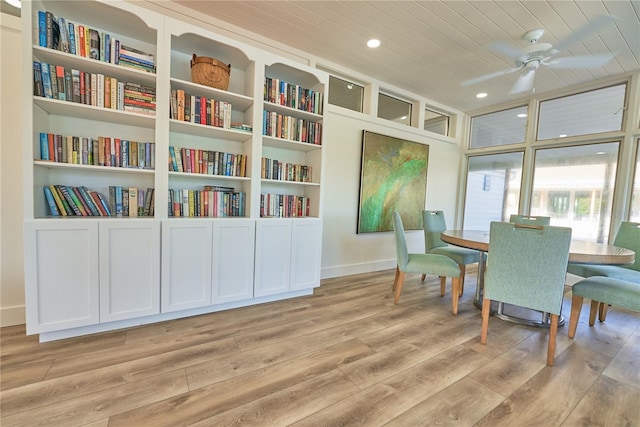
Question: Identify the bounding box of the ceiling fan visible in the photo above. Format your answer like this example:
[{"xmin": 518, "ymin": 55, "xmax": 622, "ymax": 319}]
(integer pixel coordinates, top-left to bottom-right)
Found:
[{"xmin": 462, "ymin": 15, "xmax": 618, "ymax": 94}]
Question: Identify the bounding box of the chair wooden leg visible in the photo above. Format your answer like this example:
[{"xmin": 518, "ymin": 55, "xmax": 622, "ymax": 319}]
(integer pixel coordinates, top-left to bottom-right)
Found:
[
  {"xmin": 598, "ymin": 303, "xmax": 609, "ymax": 322},
  {"xmin": 394, "ymin": 271, "xmax": 405, "ymax": 304},
  {"xmin": 439, "ymin": 276, "xmax": 446, "ymax": 296},
  {"xmin": 588, "ymin": 300, "xmax": 599, "ymax": 326},
  {"xmin": 451, "ymin": 276, "xmax": 460, "ymax": 315},
  {"xmin": 568, "ymin": 294, "xmax": 583, "ymax": 339},
  {"xmin": 547, "ymin": 314, "xmax": 559, "ymax": 367},
  {"xmin": 459, "ymin": 264, "xmax": 466, "ymax": 296},
  {"xmin": 392, "ymin": 266, "xmax": 400, "ymax": 292},
  {"xmin": 480, "ymin": 297, "xmax": 491, "ymax": 345},
  {"xmin": 421, "ymin": 274, "xmax": 426, "ymax": 281}
]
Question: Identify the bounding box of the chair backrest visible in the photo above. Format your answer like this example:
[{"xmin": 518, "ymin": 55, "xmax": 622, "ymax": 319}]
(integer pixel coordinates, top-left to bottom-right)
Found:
[
  {"xmin": 423, "ymin": 210, "xmax": 448, "ymax": 252},
  {"xmin": 392, "ymin": 211, "xmax": 409, "ymax": 269},
  {"xmin": 509, "ymin": 214, "xmax": 551, "ymax": 226},
  {"xmin": 485, "ymin": 222, "xmax": 572, "ymax": 315},
  {"xmin": 613, "ymin": 221, "xmax": 640, "ymax": 271}
]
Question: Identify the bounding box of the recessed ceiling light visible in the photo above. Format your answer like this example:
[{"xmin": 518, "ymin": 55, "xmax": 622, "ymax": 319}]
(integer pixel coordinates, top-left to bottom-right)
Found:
[
  {"xmin": 400, "ymin": 116, "xmax": 407, "ymax": 120},
  {"xmin": 476, "ymin": 92, "xmax": 487, "ymax": 98},
  {"xmin": 346, "ymin": 83, "xmax": 353, "ymax": 90},
  {"xmin": 4, "ymin": 0, "xmax": 21, "ymax": 8},
  {"xmin": 367, "ymin": 39, "xmax": 380, "ymax": 48},
  {"xmin": 517, "ymin": 113, "xmax": 527, "ymax": 118},
  {"xmin": 559, "ymin": 134, "xmax": 567, "ymax": 138},
  {"xmin": 596, "ymin": 151, "xmax": 606, "ymax": 155}
]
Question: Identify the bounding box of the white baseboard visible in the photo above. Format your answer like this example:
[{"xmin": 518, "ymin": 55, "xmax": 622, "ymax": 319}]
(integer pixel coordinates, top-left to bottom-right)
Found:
[
  {"xmin": 321, "ymin": 259, "xmax": 396, "ymax": 279},
  {"xmin": 1, "ymin": 305, "xmax": 26, "ymax": 327}
]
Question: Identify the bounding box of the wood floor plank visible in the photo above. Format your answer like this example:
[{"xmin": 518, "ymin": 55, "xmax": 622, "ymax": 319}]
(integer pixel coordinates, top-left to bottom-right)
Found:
[
  {"xmin": 602, "ymin": 324, "xmax": 640, "ymax": 388},
  {"xmin": 1, "ymin": 369, "xmax": 189, "ymax": 427},
  {"xmin": 475, "ymin": 344, "xmax": 612, "ymax": 426},
  {"xmin": 561, "ymin": 375, "xmax": 640, "ymax": 426},
  {"xmin": 186, "ymin": 317, "xmax": 382, "ymax": 390},
  {"xmin": 383, "ymin": 377, "xmax": 505, "ymax": 426},
  {"xmin": 189, "ymin": 370, "xmax": 360, "ymax": 427},
  {"xmin": 107, "ymin": 339, "xmax": 373, "ymax": 427},
  {"xmin": 0, "ymin": 358, "xmax": 53, "ymax": 391},
  {"xmin": 291, "ymin": 345, "xmax": 491, "ymax": 426}
]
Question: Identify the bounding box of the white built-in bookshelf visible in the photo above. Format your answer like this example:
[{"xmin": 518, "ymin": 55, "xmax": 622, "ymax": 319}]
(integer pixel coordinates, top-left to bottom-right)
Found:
[{"xmin": 23, "ymin": 0, "xmax": 326, "ymax": 340}]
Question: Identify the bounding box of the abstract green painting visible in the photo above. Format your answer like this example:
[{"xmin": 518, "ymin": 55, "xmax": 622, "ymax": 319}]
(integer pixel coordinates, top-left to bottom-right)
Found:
[{"xmin": 357, "ymin": 131, "xmax": 429, "ymax": 233}]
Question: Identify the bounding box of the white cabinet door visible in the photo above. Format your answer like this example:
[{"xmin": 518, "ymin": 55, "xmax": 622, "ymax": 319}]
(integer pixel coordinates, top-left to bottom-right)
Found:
[
  {"xmin": 290, "ymin": 219, "xmax": 322, "ymax": 291},
  {"xmin": 24, "ymin": 220, "xmax": 99, "ymax": 334},
  {"xmin": 99, "ymin": 220, "xmax": 160, "ymax": 322},
  {"xmin": 212, "ymin": 219, "xmax": 255, "ymax": 304},
  {"xmin": 254, "ymin": 219, "xmax": 292, "ymax": 297},
  {"xmin": 161, "ymin": 220, "xmax": 213, "ymax": 312}
]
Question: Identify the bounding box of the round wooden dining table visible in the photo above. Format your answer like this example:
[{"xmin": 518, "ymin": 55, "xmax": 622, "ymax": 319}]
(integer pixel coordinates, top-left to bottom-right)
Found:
[{"xmin": 440, "ymin": 229, "xmax": 636, "ymax": 327}]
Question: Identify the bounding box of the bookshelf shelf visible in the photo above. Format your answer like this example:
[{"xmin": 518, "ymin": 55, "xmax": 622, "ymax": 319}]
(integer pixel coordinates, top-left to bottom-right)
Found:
[
  {"xmin": 33, "ymin": 97, "xmax": 156, "ymax": 128},
  {"xmin": 33, "ymin": 45, "xmax": 157, "ymax": 86},
  {"xmin": 263, "ymin": 101, "xmax": 323, "ymax": 122},
  {"xmin": 169, "ymin": 119, "xmax": 251, "ymax": 142},
  {"xmin": 34, "ymin": 160, "xmax": 155, "ymax": 175},
  {"xmin": 262, "ymin": 135, "xmax": 322, "ymax": 152},
  {"xmin": 261, "ymin": 179, "xmax": 320, "ymax": 187}
]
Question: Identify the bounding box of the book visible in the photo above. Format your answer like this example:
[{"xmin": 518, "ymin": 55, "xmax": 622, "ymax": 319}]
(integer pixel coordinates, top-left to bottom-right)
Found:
[
  {"xmin": 122, "ymin": 188, "xmax": 129, "ymax": 216},
  {"xmin": 38, "ymin": 11, "xmax": 47, "ymax": 47},
  {"xmin": 68, "ymin": 22, "xmax": 76, "ymax": 55},
  {"xmin": 70, "ymin": 186, "xmax": 91, "ymax": 216},
  {"xmin": 56, "ymin": 185, "xmax": 82, "ymax": 216},
  {"xmin": 40, "ymin": 62, "xmax": 53, "ymax": 98},
  {"xmin": 95, "ymin": 191, "xmax": 112, "ymax": 216},
  {"xmin": 71, "ymin": 69, "xmax": 81, "ymax": 102},
  {"xmin": 33, "ymin": 62, "xmax": 43, "ymax": 97},
  {"xmin": 48, "ymin": 185, "xmax": 68, "ymax": 216},
  {"xmin": 89, "ymin": 29, "xmax": 100, "ymax": 60},
  {"xmin": 77, "ymin": 186, "xmax": 100, "ymax": 216},
  {"xmin": 128, "ymin": 187, "xmax": 138, "ymax": 217},
  {"xmin": 39, "ymin": 132, "xmax": 49, "ymax": 160},
  {"xmin": 55, "ymin": 65, "xmax": 65, "ymax": 101},
  {"xmin": 58, "ymin": 16, "xmax": 69, "ymax": 53},
  {"xmin": 43, "ymin": 186, "xmax": 60, "ymax": 216}
]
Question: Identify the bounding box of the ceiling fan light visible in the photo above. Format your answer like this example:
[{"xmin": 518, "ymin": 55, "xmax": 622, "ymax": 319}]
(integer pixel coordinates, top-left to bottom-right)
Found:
[{"xmin": 476, "ymin": 92, "xmax": 488, "ymax": 98}]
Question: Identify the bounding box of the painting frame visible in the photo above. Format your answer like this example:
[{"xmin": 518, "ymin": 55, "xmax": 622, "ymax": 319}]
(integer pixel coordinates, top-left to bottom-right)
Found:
[{"xmin": 357, "ymin": 130, "xmax": 429, "ymax": 233}]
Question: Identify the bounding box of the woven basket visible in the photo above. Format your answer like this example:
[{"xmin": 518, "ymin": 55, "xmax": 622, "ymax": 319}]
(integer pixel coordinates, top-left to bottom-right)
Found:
[{"xmin": 190, "ymin": 54, "xmax": 231, "ymax": 90}]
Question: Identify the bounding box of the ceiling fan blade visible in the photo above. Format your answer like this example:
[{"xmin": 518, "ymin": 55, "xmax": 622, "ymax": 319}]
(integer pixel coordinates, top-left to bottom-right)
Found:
[
  {"xmin": 462, "ymin": 67, "xmax": 521, "ymax": 87},
  {"xmin": 487, "ymin": 41, "xmax": 523, "ymax": 60},
  {"xmin": 545, "ymin": 53, "xmax": 615, "ymax": 68},
  {"xmin": 509, "ymin": 69, "xmax": 536, "ymax": 94},
  {"xmin": 553, "ymin": 15, "xmax": 618, "ymax": 52}
]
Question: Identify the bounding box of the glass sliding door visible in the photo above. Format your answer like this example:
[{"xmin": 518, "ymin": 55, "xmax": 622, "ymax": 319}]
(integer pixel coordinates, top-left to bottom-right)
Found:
[
  {"xmin": 463, "ymin": 152, "xmax": 524, "ymax": 230},
  {"xmin": 531, "ymin": 142, "xmax": 620, "ymax": 242}
]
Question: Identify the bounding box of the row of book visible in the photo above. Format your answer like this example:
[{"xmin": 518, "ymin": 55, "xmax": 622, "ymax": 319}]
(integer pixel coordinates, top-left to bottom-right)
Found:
[
  {"xmin": 169, "ymin": 146, "xmax": 247, "ymax": 177},
  {"xmin": 262, "ymin": 110, "xmax": 322, "ymax": 144},
  {"xmin": 168, "ymin": 187, "xmax": 245, "ymax": 217},
  {"xmin": 39, "ymin": 132, "xmax": 155, "ymax": 169},
  {"xmin": 36, "ymin": 10, "xmax": 156, "ymax": 73},
  {"xmin": 260, "ymin": 194, "xmax": 311, "ymax": 218},
  {"xmin": 43, "ymin": 185, "xmax": 154, "ymax": 217},
  {"xmin": 264, "ymin": 76, "xmax": 323, "ymax": 115},
  {"xmin": 170, "ymin": 89, "xmax": 236, "ymax": 130},
  {"xmin": 261, "ymin": 158, "xmax": 312, "ymax": 182},
  {"xmin": 33, "ymin": 61, "xmax": 157, "ymax": 115}
]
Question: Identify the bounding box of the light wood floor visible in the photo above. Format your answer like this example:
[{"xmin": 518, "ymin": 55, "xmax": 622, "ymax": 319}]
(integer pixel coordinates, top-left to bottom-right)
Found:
[{"xmin": 1, "ymin": 269, "xmax": 639, "ymax": 426}]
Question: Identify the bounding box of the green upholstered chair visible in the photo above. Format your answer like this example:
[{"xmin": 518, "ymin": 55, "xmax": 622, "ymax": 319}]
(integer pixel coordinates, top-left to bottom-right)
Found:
[
  {"xmin": 568, "ymin": 276, "xmax": 640, "ymax": 338},
  {"xmin": 392, "ymin": 211, "xmax": 463, "ymax": 314},
  {"xmin": 423, "ymin": 210, "xmax": 485, "ymax": 297},
  {"xmin": 481, "ymin": 222, "xmax": 572, "ymax": 366},
  {"xmin": 567, "ymin": 222, "xmax": 640, "ymax": 283},
  {"xmin": 509, "ymin": 214, "xmax": 551, "ymax": 226}
]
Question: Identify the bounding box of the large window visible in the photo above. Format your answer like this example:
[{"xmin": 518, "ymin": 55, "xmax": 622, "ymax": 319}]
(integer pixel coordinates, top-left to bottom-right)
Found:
[
  {"xmin": 537, "ymin": 84, "xmax": 626, "ymax": 140},
  {"xmin": 469, "ymin": 106, "xmax": 527, "ymax": 149},
  {"xmin": 531, "ymin": 143, "xmax": 620, "ymax": 243},
  {"xmin": 463, "ymin": 152, "xmax": 524, "ymax": 230},
  {"xmin": 377, "ymin": 93, "xmax": 411, "ymax": 126},
  {"xmin": 327, "ymin": 76, "xmax": 364, "ymax": 112},
  {"xmin": 424, "ymin": 108, "xmax": 449, "ymax": 136},
  {"xmin": 631, "ymin": 139, "xmax": 640, "ymax": 222}
]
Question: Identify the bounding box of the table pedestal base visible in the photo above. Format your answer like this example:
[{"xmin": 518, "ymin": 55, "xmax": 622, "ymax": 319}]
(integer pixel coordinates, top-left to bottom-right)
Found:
[{"xmin": 473, "ymin": 299, "xmax": 565, "ymax": 328}]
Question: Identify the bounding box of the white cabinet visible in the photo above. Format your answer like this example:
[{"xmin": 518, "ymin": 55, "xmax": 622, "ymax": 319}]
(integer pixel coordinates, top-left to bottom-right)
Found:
[
  {"xmin": 24, "ymin": 221, "xmax": 100, "ymax": 334},
  {"xmin": 99, "ymin": 220, "xmax": 160, "ymax": 322},
  {"xmin": 162, "ymin": 218, "xmax": 255, "ymax": 312},
  {"xmin": 161, "ymin": 220, "xmax": 213, "ymax": 312},
  {"xmin": 212, "ymin": 219, "xmax": 255, "ymax": 303},
  {"xmin": 255, "ymin": 218, "xmax": 322, "ymax": 297}
]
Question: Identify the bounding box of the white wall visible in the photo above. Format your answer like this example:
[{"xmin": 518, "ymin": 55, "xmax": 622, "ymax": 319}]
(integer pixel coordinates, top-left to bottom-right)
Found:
[
  {"xmin": 1, "ymin": 13, "xmax": 25, "ymax": 326},
  {"xmin": 321, "ymin": 107, "xmax": 461, "ymax": 278}
]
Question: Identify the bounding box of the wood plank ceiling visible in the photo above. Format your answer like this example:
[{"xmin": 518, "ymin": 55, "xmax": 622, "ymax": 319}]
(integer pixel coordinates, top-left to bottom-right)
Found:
[{"xmin": 161, "ymin": 0, "xmax": 639, "ymax": 114}]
